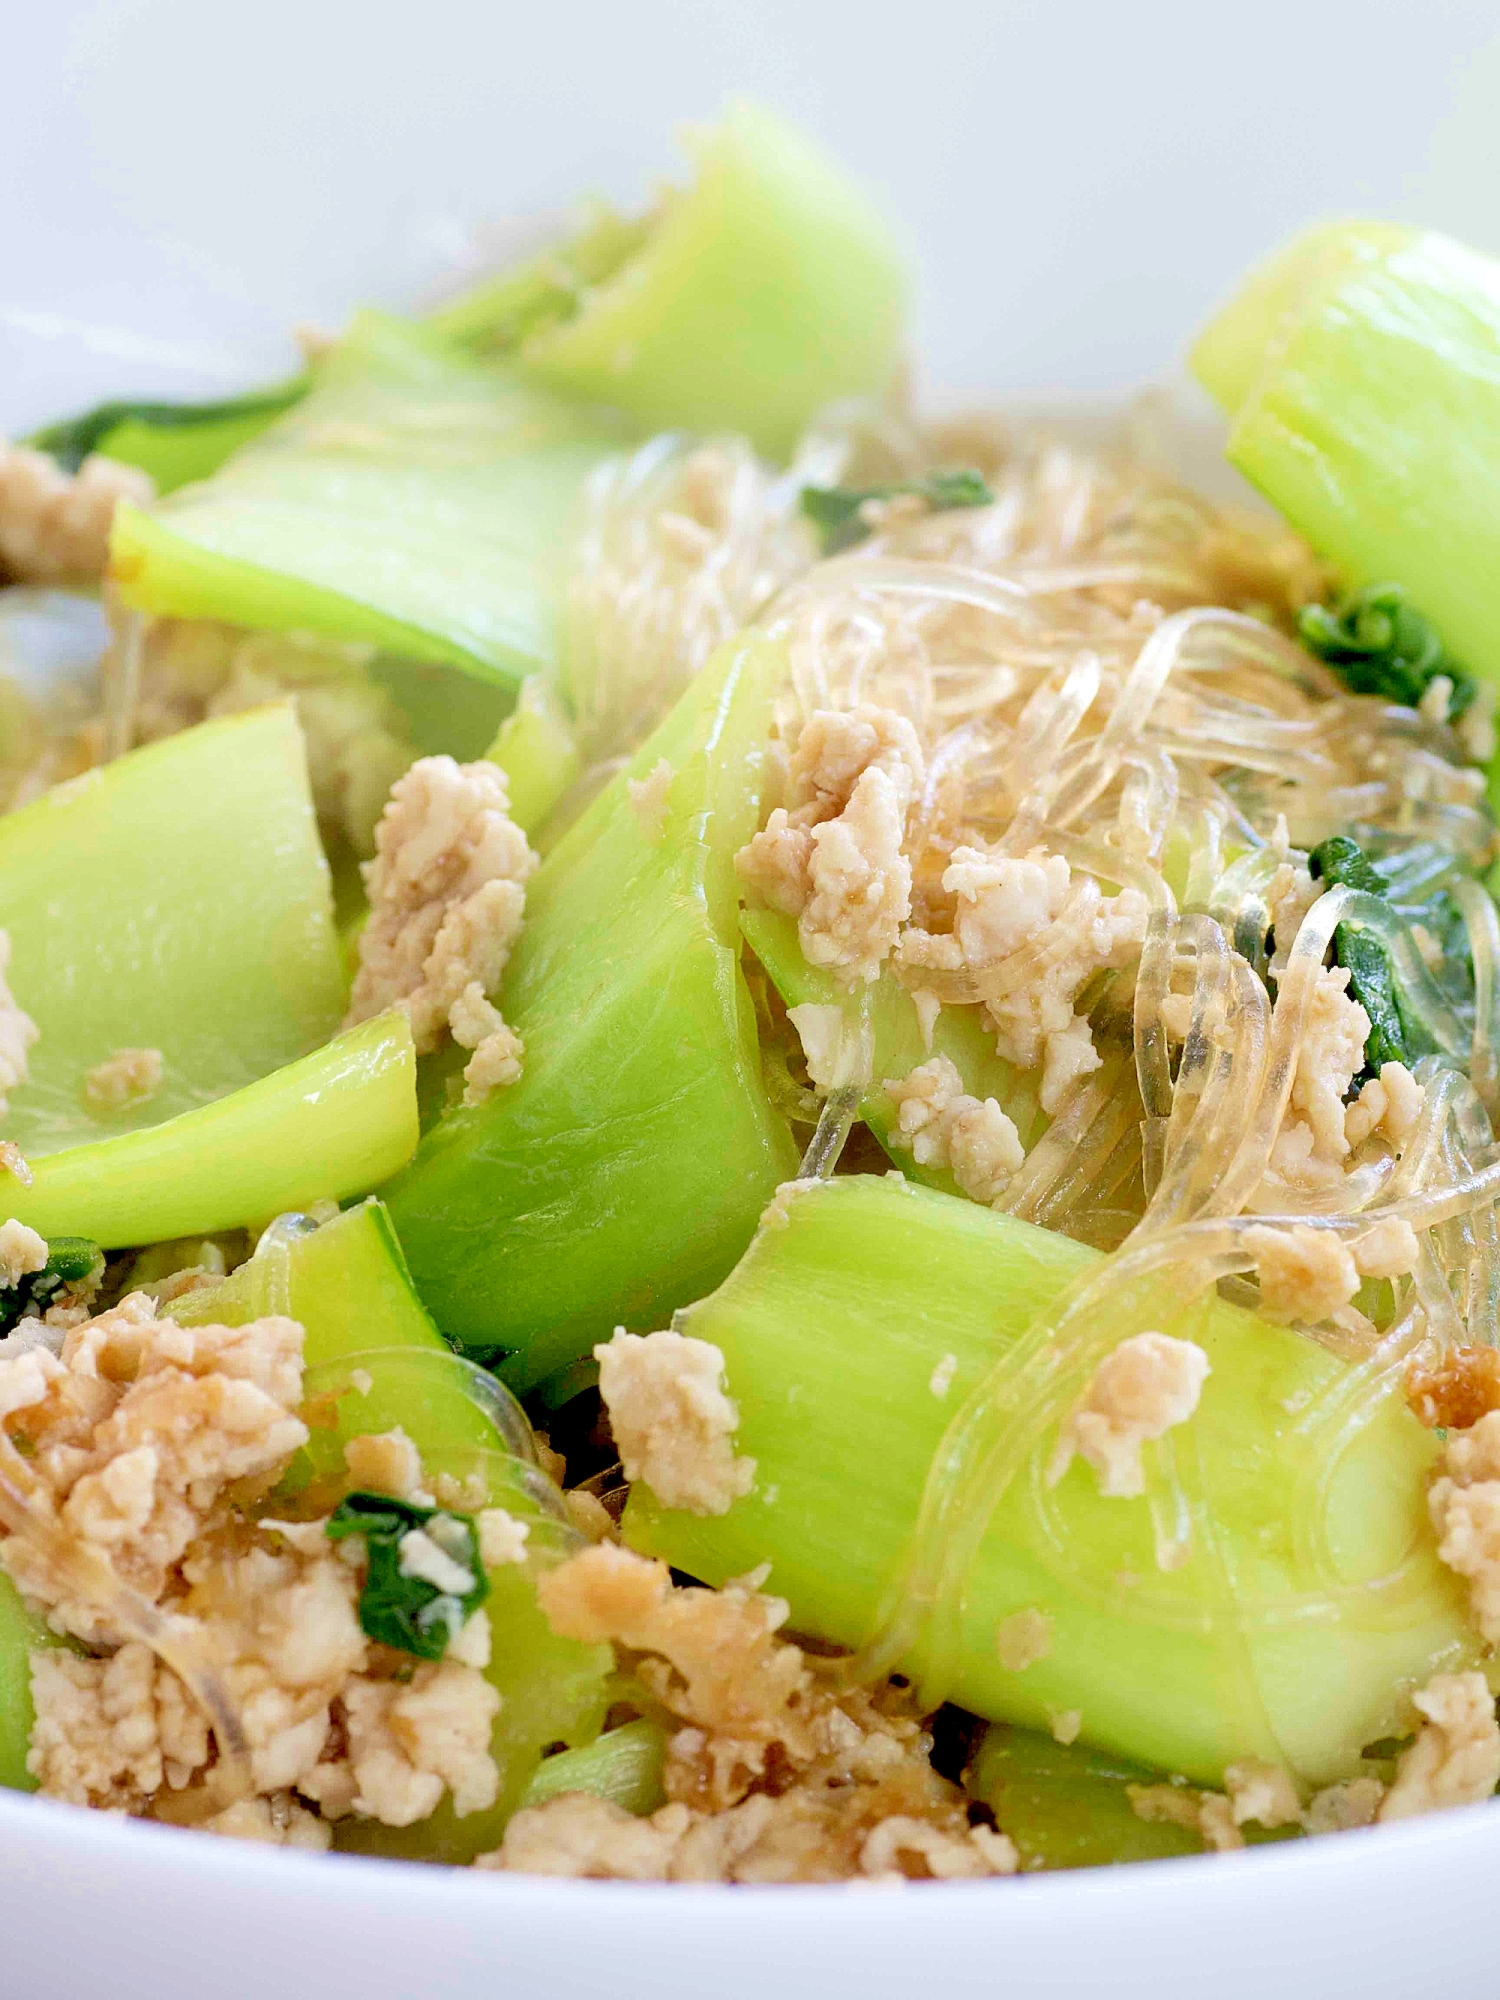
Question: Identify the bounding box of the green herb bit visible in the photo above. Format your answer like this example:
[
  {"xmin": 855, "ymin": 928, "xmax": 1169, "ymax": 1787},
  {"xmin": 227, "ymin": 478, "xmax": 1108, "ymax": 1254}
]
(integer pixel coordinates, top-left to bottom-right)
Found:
[
  {"xmin": 0, "ymin": 1236, "xmax": 103, "ymax": 1339},
  {"xmin": 1308, "ymin": 834, "xmax": 1430, "ymax": 1074},
  {"xmin": 1298, "ymin": 583, "xmax": 1476, "ymax": 719},
  {"xmin": 1308, "ymin": 833, "xmax": 1388, "ymax": 900},
  {"xmin": 327, "ymin": 1490, "xmax": 489, "ymax": 1662},
  {"xmin": 800, "ymin": 468, "xmax": 993, "ymax": 554}
]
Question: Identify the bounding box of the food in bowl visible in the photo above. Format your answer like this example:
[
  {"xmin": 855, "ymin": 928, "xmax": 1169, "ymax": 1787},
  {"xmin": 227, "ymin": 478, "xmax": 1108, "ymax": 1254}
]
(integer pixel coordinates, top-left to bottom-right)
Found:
[{"xmin": 0, "ymin": 106, "xmax": 1498, "ymax": 1883}]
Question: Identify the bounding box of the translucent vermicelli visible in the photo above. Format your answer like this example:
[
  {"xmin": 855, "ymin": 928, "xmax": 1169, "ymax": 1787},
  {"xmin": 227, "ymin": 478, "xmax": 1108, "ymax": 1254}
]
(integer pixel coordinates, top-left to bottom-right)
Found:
[{"xmin": 723, "ymin": 419, "xmax": 1500, "ymax": 1738}]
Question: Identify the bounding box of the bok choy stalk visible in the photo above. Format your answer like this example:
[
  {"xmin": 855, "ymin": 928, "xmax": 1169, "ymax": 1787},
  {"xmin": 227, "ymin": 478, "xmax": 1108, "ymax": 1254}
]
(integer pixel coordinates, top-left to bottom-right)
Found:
[
  {"xmin": 518, "ymin": 1717, "xmax": 668, "ymax": 1817},
  {"xmin": 0, "ymin": 704, "xmax": 345, "ymax": 1158},
  {"xmin": 1192, "ymin": 222, "xmax": 1500, "ymax": 686},
  {"xmin": 383, "ymin": 637, "xmax": 798, "ymax": 1391},
  {"xmin": 1, "ymin": 1014, "xmax": 417, "ymax": 1247},
  {"xmin": 434, "ymin": 102, "xmax": 907, "ymax": 463},
  {"xmin": 109, "ymin": 314, "xmax": 632, "ymax": 686},
  {"xmin": 626, "ymin": 1174, "xmax": 1471, "ymax": 1787}
]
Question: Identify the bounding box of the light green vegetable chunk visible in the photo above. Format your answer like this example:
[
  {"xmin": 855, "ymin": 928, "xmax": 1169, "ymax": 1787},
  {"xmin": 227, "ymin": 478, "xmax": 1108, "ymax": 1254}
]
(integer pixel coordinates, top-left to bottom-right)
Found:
[
  {"xmin": 485, "ymin": 676, "xmax": 581, "ymax": 838},
  {"xmin": 110, "ymin": 314, "xmax": 631, "ymax": 686},
  {"xmin": 1189, "ymin": 221, "xmax": 1412, "ymax": 417},
  {"xmin": 28, "ymin": 382, "xmax": 309, "ymax": 494},
  {"xmin": 626, "ymin": 1174, "xmax": 1471, "ymax": 1786},
  {"xmin": 519, "ymin": 1717, "xmax": 668, "ymax": 1818},
  {"xmin": 384, "ymin": 638, "xmax": 798, "ymax": 1391},
  {"xmin": 3, "ymin": 1013, "xmax": 417, "ymax": 1246},
  {"xmin": 0, "ymin": 704, "xmax": 344, "ymax": 1158},
  {"xmin": 1193, "ymin": 224, "xmax": 1500, "ymax": 682},
  {"xmin": 443, "ymin": 102, "xmax": 907, "ymax": 463},
  {"xmin": 970, "ymin": 1725, "xmax": 1203, "ymax": 1869},
  {"xmin": 0, "ymin": 1580, "xmax": 62, "ymax": 1793},
  {"xmin": 740, "ymin": 904, "xmax": 1046, "ymax": 1197},
  {"xmin": 177, "ymin": 1199, "xmax": 610, "ymax": 1860}
]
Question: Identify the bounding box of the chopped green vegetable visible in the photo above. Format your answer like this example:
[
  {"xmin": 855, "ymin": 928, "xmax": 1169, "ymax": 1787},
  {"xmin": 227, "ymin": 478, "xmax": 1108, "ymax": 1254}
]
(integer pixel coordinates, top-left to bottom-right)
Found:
[
  {"xmin": 0, "ymin": 705, "xmax": 345, "ymax": 1158},
  {"xmin": 485, "ymin": 676, "xmax": 582, "ymax": 838},
  {"xmin": 427, "ymin": 203, "xmax": 653, "ymax": 356},
  {"xmin": 501, "ymin": 102, "xmax": 908, "ymax": 463},
  {"xmin": 1189, "ymin": 221, "xmax": 1413, "ymax": 416},
  {"xmin": 0, "ymin": 1580, "xmax": 64, "ymax": 1793},
  {"xmin": 110, "ymin": 314, "xmax": 632, "ymax": 687},
  {"xmin": 28, "ymin": 382, "xmax": 307, "ymax": 491},
  {"xmin": 519, "ymin": 1717, "xmax": 669, "ymax": 1817},
  {"xmin": 1307, "ymin": 833, "xmax": 1456, "ymax": 1074},
  {"xmin": 368, "ymin": 657, "xmax": 516, "ymax": 763},
  {"xmin": 627, "ymin": 1173, "xmax": 1470, "ymax": 1785},
  {"xmin": 800, "ymin": 468, "xmax": 993, "ymax": 554},
  {"xmin": 1193, "ymin": 224, "xmax": 1500, "ymax": 686},
  {"xmin": 1300, "ymin": 584, "xmax": 1475, "ymax": 718},
  {"xmin": 0, "ymin": 1236, "xmax": 102, "ymax": 1337},
  {"xmin": 383, "ymin": 637, "xmax": 798, "ymax": 1390},
  {"xmin": 327, "ymin": 1491, "xmax": 488, "ymax": 1661},
  {"xmin": 969, "ymin": 1725, "xmax": 1202, "ymax": 1869},
  {"xmin": 2, "ymin": 1013, "xmax": 418, "ymax": 1246}
]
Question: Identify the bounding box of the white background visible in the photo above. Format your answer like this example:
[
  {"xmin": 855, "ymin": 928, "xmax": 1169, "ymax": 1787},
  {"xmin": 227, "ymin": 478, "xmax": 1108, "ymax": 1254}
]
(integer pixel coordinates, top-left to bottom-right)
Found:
[{"xmin": 5, "ymin": 0, "xmax": 1500, "ymax": 429}]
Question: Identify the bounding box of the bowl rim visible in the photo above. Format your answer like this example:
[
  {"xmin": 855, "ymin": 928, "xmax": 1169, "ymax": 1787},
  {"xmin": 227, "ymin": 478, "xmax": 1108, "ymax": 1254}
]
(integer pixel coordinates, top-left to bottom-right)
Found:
[{"xmin": 4, "ymin": 1771, "xmax": 1496, "ymax": 1904}]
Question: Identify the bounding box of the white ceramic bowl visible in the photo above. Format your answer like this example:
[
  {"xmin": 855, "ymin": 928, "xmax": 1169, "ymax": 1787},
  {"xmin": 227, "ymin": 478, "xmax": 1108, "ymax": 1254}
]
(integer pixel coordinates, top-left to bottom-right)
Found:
[
  {"xmin": 3, "ymin": 1783, "xmax": 1497, "ymax": 1999},
  {"xmin": 9, "ymin": 6, "xmax": 1500, "ymax": 1991}
]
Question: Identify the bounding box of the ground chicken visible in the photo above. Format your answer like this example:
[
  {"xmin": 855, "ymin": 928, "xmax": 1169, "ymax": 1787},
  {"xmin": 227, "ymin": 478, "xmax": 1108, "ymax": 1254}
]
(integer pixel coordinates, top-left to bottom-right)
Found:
[
  {"xmin": 736, "ymin": 705, "xmax": 924, "ymax": 983},
  {"xmin": 1378, "ymin": 1671, "xmax": 1500, "ymax": 1822},
  {"xmin": 786, "ymin": 1002, "xmax": 862, "ymax": 1093},
  {"xmin": 1280, "ymin": 966, "xmax": 1372, "ymax": 1175},
  {"xmin": 1223, "ymin": 1758, "xmax": 1301, "ymax": 1828},
  {"xmin": 1344, "ymin": 1062, "xmax": 1425, "ymax": 1151},
  {"xmin": 1244, "ymin": 1223, "xmax": 1359, "ymax": 1324},
  {"xmin": 1428, "ymin": 1411, "xmax": 1500, "ymax": 1643},
  {"xmin": 883, "ymin": 1055, "xmax": 1025, "ymax": 1206},
  {"xmin": 337, "ymin": 1662, "xmax": 501, "ymax": 1824},
  {"xmin": 202, "ymin": 1792, "xmax": 332, "ymax": 1850},
  {"xmin": 1049, "ymin": 1333, "xmax": 1210, "ymax": 1498},
  {"xmin": 897, "ymin": 846, "xmax": 1145, "ymax": 1113},
  {"xmin": 345, "ymin": 756, "xmax": 534, "ymax": 1099},
  {"xmin": 4, "ymin": 1302, "xmax": 501, "ymax": 1838},
  {"xmin": 627, "ymin": 758, "xmax": 675, "ymax": 842},
  {"xmin": 0, "ymin": 444, "xmax": 153, "ymax": 583},
  {"xmin": 995, "ymin": 1608, "xmax": 1052, "ymax": 1672},
  {"xmin": 1406, "ymin": 1348, "xmax": 1500, "ymax": 1431},
  {"xmin": 594, "ymin": 1330, "xmax": 754, "ymax": 1517},
  {"xmin": 0, "ymin": 931, "xmax": 37, "ymax": 1121},
  {"xmin": 0, "ymin": 1218, "xmax": 46, "ymax": 1288},
  {"xmin": 481, "ymin": 1769, "xmax": 1016, "ymax": 1885},
  {"xmin": 527, "ymin": 1539, "xmax": 1005, "ymax": 1877},
  {"xmin": 1127, "ymin": 1782, "xmax": 1244, "ymax": 1854},
  {"xmin": 1302, "ymin": 1778, "xmax": 1385, "ymax": 1834},
  {"xmin": 82, "ymin": 1047, "xmax": 164, "ymax": 1114}
]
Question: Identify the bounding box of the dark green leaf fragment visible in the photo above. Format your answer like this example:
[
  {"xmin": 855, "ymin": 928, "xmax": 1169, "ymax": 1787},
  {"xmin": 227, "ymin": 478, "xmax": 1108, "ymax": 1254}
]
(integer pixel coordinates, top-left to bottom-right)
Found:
[
  {"xmin": 1308, "ymin": 835, "xmax": 1442, "ymax": 1074},
  {"xmin": 29, "ymin": 387, "xmax": 306, "ymax": 474},
  {"xmin": 0, "ymin": 1235, "xmax": 104, "ymax": 1338},
  {"xmin": 800, "ymin": 468, "xmax": 993, "ymax": 554},
  {"xmin": 1299, "ymin": 582, "xmax": 1477, "ymax": 720},
  {"xmin": 327, "ymin": 1489, "xmax": 489, "ymax": 1661}
]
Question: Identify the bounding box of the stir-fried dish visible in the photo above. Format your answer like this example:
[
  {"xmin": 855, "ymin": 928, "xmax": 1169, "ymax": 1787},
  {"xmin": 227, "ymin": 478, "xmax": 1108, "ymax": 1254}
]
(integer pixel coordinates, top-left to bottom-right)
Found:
[{"xmin": 2, "ymin": 111, "xmax": 1500, "ymax": 1882}]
